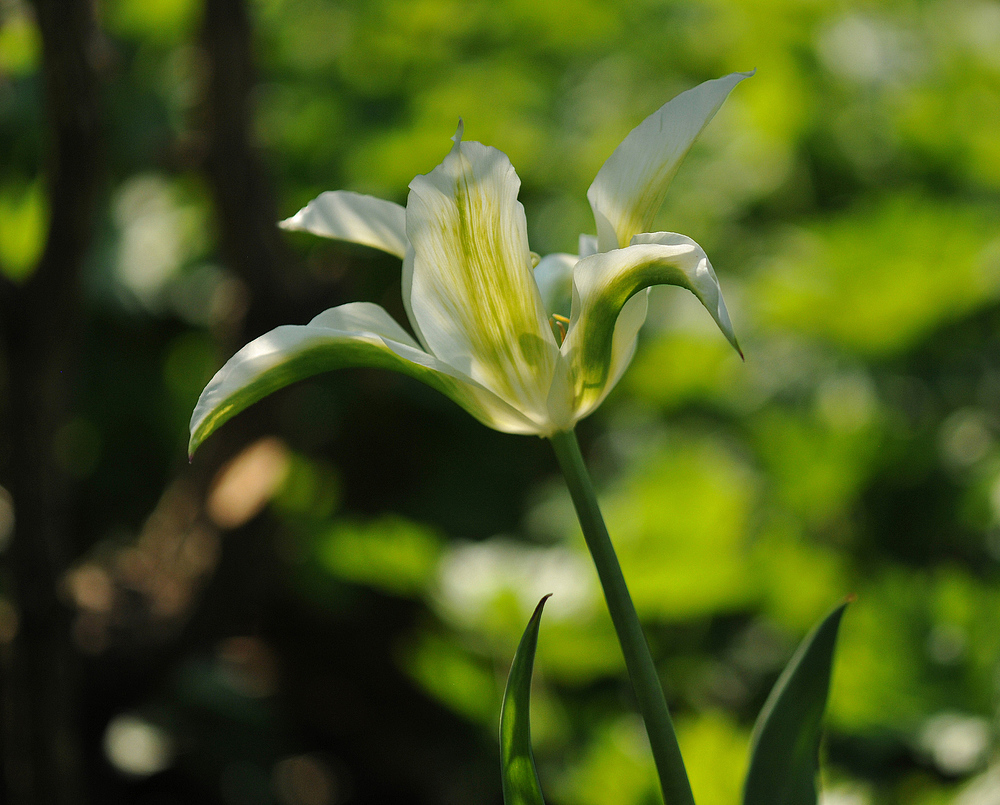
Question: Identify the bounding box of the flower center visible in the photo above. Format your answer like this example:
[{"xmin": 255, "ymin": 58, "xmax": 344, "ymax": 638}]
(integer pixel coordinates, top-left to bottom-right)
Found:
[{"xmin": 550, "ymin": 313, "xmax": 570, "ymax": 345}]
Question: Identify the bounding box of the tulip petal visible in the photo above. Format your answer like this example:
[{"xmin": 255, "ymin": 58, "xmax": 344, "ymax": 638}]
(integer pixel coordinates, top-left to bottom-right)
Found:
[
  {"xmin": 280, "ymin": 190, "xmax": 408, "ymax": 259},
  {"xmin": 189, "ymin": 302, "xmax": 541, "ymax": 456},
  {"xmin": 587, "ymin": 72, "xmax": 753, "ymax": 252},
  {"xmin": 562, "ymin": 234, "xmax": 740, "ymax": 417},
  {"xmin": 405, "ymin": 124, "xmax": 562, "ymax": 429},
  {"xmin": 400, "ymin": 246, "xmax": 430, "ymax": 350},
  {"xmin": 534, "ymin": 252, "xmax": 577, "ymax": 320}
]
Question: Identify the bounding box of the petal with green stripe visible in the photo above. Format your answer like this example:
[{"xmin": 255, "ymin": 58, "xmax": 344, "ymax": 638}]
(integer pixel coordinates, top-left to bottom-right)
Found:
[
  {"xmin": 562, "ymin": 233, "xmax": 739, "ymax": 417},
  {"xmin": 188, "ymin": 302, "xmax": 540, "ymax": 456},
  {"xmin": 587, "ymin": 71, "xmax": 753, "ymax": 252},
  {"xmin": 280, "ymin": 190, "xmax": 408, "ymax": 259},
  {"xmin": 405, "ymin": 124, "xmax": 562, "ymax": 429}
]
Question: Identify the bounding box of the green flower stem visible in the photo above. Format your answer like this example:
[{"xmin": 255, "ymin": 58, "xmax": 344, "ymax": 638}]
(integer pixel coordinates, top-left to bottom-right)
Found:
[{"xmin": 549, "ymin": 428, "xmax": 694, "ymax": 805}]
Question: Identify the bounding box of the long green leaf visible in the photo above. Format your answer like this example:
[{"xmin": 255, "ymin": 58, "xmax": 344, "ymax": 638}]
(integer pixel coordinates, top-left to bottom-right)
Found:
[
  {"xmin": 500, "ymin": 595, "xmax": 549, "ymax": 805},
  {"xmin": 742, "ymin": 600, "xmax": 851, "ymax": 805}
]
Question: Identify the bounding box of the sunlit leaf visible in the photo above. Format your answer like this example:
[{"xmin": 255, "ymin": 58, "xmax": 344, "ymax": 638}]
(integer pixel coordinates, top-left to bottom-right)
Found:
[
  {"xmin": 500, "ymin": 595, "xmax": 549, "ymax": 805},
  {"xmin": 755, "ymin": 195, "xmax": 1000, "ymax": 356},
  {"xmin": 105, "ymin": 0, "xmax": 199, "ymax": 43},
  {"xmin": 0, "ymin": 11, "xmax": 41, "ymax": 75},
  {"xmin": 405, "ymin": 632, "xmax": 499, "ymax": 726},
  {"xmin": 0, "ymin": 180, "xmax": 47, "ymax": 282},
  {"xmin": 678, "ymin": 712, "xmax": 751, "ymax": 805},
  {"xmin": 318, "ymin": 515, "xmax": 443, "ymax": 597},
  {"xmin": 742, "ymin": 600, "xmax": 850, "ymax": 805}
]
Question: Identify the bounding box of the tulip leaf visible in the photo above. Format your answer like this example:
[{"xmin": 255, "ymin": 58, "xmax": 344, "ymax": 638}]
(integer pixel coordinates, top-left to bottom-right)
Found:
[
  {"xmin": 500, "ymin": 595, "xmax": 549, "ymax": 805},
  {"xmin": 742, "ymin": 600, "xmax": 851, "ymax": 805}
]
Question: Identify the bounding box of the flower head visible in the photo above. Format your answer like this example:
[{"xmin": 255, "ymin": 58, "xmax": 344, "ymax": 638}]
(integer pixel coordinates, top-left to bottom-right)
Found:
[{"xmin": 189, "ymin": 72, "xmax": 751, "ymax": 454}]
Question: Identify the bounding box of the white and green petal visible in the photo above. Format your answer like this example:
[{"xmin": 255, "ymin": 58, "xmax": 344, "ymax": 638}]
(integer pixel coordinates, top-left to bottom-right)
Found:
[
  {"xmin": 279, "ymin": 190, "xmax": 408, "ymax": 258},
  {"xmin": 191, "ymin": 74, "xmax": 751, "ymax": 454},
  {"xmin": 562, "ymin": 233, "xmax": 740, "ymax": 417},
  {"xmin": 188, "ymin": 302, "xmax": 542, "ymax": 456},
  {"xmin": 578, "ymin": 234, "xmax": 599, "ymax": 258},
  {"xmin": 405, "ymin": 123, "xmax": 567, "ymax": 432},
  {"xmin": 534, "ymin": 252, "xmax": 577, "ymax": 320},
  {"xmin": 587, "ymin": 71, "xmax": 753, "ymax": 252}
]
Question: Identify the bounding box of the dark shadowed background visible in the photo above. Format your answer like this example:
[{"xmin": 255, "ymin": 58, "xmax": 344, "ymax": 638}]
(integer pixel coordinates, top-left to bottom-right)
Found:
[{"xmin": 2, "ymin": 0, "xmax": 1000, "ymax": 803}]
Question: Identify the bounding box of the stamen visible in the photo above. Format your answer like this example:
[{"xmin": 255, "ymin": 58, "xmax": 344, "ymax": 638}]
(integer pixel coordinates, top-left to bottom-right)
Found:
[{"xmin": 550, "ymin": 313, "xmax": 569, "ymax": 344}]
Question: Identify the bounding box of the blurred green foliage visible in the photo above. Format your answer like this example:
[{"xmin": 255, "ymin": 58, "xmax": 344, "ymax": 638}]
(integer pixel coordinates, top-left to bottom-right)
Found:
[{"xmin": 3, "ymin": 0, "xmax": 1000, "ymax": 801}]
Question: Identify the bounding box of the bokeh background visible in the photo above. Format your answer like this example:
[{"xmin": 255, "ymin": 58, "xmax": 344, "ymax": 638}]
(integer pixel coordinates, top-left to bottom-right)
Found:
[{"xmin": 2, "ymin": 0, "xmax": 1000, "ymax": 803}]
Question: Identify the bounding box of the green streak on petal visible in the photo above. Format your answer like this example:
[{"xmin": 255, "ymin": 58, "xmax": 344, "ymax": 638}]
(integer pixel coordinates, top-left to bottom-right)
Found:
[
  {"xmin": 189, "ymin": 304, "xmax": 540, "ymax": 456},
  {"xmin": 587, "ymin": 71, "xmax": 753, "ymax": 252},
  {"xmin": 563, "ymin": 236, "xmax": 739, "ymax": 418},
  {"xmin": 406, "ymin": 134, "xmax": 562, "ymax": 428}
]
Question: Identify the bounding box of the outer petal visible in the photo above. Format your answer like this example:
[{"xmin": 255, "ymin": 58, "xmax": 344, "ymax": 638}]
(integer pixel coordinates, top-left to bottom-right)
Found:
[
  {"xmin": 405, "ymin": 124, "xmax": 562, "ymax": 429},
  {"xmin": 401, "ymin": 246, "xmax": 429, "ymax": 350},
  {"xmin": 189, "ymin": 302, "xmax": 541, "ymax": 455},
  {"xmin": 280, "ymin": 190, "xmax": 408, "ymax": 259},
  {"xmin": 587, "ymin": 71, "xmax": 753, "ymax": 252},
  {"xmin": 534, "ymin": 252, "xmax": 577, "ymax": 319},
  {"xmin": 578, "ymin": 234, "xmax": 599, "ymax": 258},
  {"xmin": 562, "ymin": 234, "xmax": 740, "ymax": 418}
]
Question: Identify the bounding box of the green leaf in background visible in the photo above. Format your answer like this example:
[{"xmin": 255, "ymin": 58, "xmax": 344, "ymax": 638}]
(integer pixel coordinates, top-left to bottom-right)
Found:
[
  {"xmin": 317, "ymin": 515, "xmax": 443, "ymax": 598},
  {"xmin": 742, "ymin": 600, "xmax": 851, "ymax": 805},
  {"xmin": 500, "ymin": 595, "xmax": 549, "ymax": 805},
  {"xmin": 0, "ymin": 179, "xmax": 48, "ymax": 282}
]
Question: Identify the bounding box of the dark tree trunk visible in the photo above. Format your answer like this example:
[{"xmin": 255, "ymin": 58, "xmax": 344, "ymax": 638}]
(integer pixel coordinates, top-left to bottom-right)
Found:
[
  {"xmin": 200, "ymin": 0, "xmax": 304, "ymax": 338},
  {"xmin": 0, "ymin": 0, "xmax": 103, "ymax": 802}
]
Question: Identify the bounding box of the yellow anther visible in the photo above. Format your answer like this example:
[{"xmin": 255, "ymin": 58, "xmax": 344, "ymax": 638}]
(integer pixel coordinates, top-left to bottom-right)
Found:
[{"xmin": 550, "ymin": 313, "xmax": 569, "ymax": 344}]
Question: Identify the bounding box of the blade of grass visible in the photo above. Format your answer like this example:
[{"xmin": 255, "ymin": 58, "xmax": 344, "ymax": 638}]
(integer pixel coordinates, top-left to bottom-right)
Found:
[
  {"xmin": 500, "ymin": 595, "xmax": 550, "ymax": 805},
  {"xmin": 742, "ymin": 599, "xmax": 852, "ymax": 805}
]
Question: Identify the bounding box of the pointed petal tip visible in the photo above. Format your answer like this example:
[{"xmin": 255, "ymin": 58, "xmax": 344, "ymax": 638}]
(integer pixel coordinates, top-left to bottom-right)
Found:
[
  {"xmin": 274, "ymin": 191, "xmax": 409, "ymax": 258},
  {"xmin": 727, "ymin": 331, "xmax": 744, "ymax": 361},
  {"xmin": 726, "ymin": 326, "xmax": 743, "ymax": 360},
  {"xmin": 587, "ymin": 70, "xmax": 757, "ymax": 252},
  {"xmin": 187, "ymin": 431, "xmax": 202, "ymax": 461},
  {"xmin": 452, "ymin": 119, "xmax": 464, "ymax": 144},
  {"xmin": 720, "ymin": 318, "xmax": 743, "ymax": 360}
]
